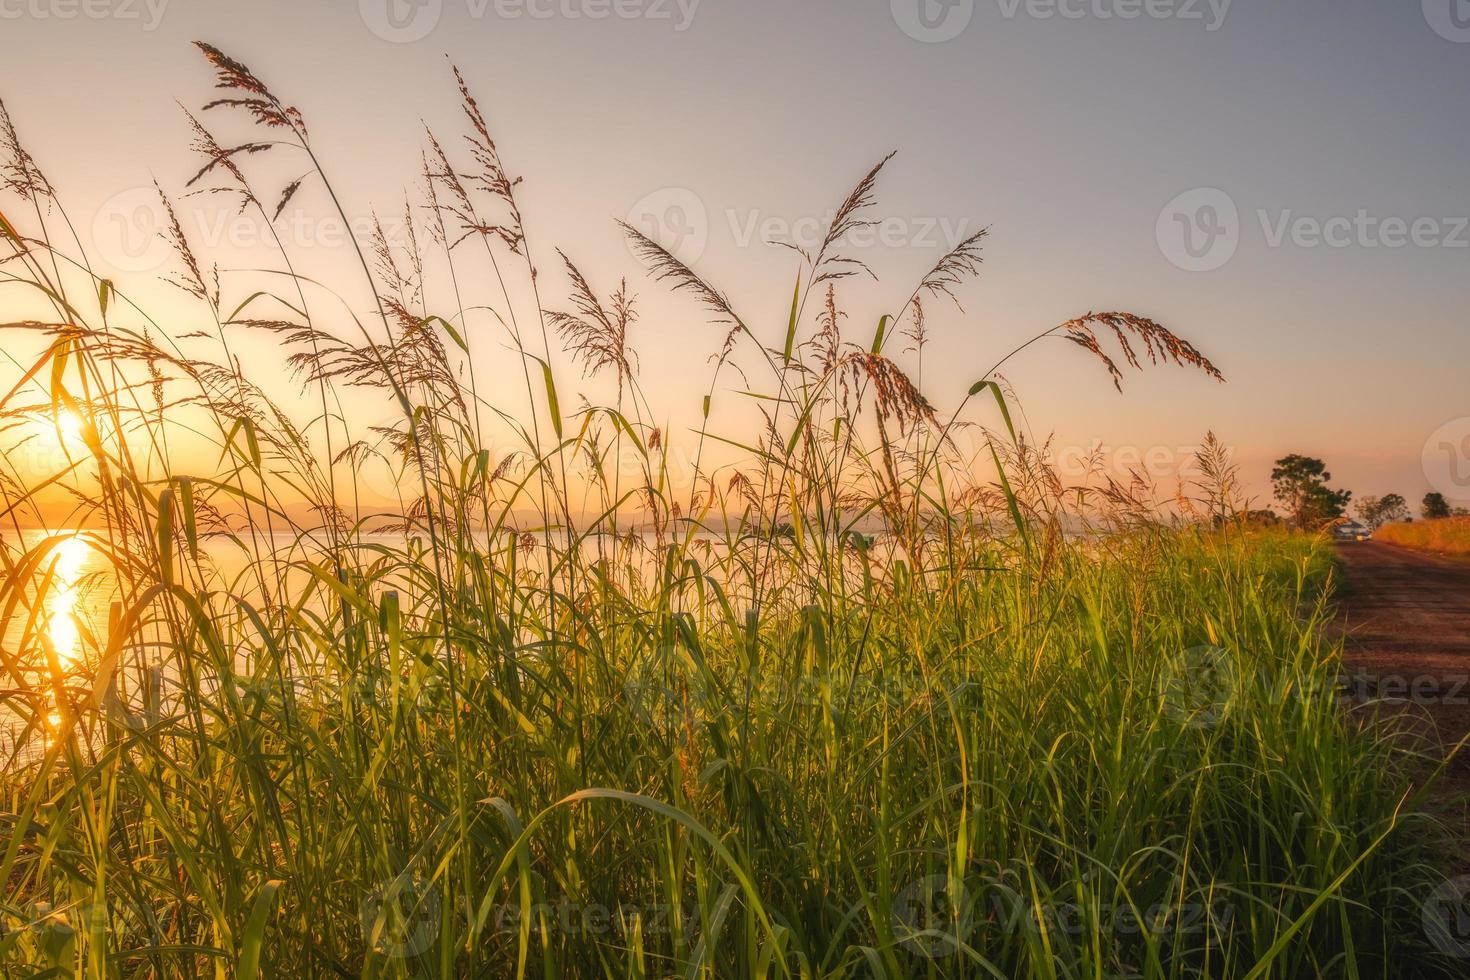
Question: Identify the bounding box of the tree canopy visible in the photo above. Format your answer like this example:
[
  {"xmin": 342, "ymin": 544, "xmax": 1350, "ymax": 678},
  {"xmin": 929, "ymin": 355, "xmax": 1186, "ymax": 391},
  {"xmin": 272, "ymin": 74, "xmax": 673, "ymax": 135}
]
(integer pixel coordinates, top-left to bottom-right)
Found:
[
  {"xmin": 1423, "ymin": 492, "xmax": 1452, "ymax": 520},
  {"xmin": 1355, "ymin": 493, "xmax": 1409, "ymax": 530},
  {"xmin": 1271, "ymin": 455, "xmax": 1351, "ymax": 529}
]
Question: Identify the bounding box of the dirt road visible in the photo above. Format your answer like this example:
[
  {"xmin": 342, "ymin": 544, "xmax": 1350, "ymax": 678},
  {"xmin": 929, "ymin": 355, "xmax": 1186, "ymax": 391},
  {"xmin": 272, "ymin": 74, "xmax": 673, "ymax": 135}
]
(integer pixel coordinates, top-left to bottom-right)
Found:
[
  {"xmin": 1335, "ymin": 541, "xmax": 1470, "ymax": 677},
  {"xmin": 1334, "ymin": 540, "xmax": 1470, "ymax": 840}
]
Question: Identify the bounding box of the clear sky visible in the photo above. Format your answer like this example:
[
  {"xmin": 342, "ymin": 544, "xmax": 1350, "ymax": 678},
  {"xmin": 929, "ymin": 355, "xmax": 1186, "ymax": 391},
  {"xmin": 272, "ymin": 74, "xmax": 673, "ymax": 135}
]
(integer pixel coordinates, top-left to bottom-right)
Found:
[{"xmin": 2, "ymin": 0, "xmax": 1468, "ymax": 511}]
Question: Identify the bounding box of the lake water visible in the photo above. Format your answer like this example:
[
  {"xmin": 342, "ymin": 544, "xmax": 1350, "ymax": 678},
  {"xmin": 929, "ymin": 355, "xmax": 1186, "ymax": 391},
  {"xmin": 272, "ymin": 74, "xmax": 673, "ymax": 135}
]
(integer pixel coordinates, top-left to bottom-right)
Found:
[
  {"xmin": 0, "ymin": 524, "xmax": 800, "ymax": 760},
  {"xmin": 0, "ymin": 528, "xmax": 368, "ymax": 759}
]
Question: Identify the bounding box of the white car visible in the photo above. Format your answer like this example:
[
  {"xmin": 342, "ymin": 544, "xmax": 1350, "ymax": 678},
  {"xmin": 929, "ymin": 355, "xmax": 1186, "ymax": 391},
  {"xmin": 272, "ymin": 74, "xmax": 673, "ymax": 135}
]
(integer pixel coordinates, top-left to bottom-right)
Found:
[{"xmin": 1333, "ymin": 521, "xmax": 1371, "ymax": 542}]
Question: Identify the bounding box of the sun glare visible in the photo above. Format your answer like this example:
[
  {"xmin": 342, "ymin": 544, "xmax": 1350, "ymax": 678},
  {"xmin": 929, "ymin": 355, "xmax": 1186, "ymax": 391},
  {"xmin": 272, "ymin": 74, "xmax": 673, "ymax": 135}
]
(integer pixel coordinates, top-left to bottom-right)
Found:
[
  {"xmin": 54, "ymin": 407, "xmax": 85, "ymax": 449},
  {"xmin": 45, "ymin": 535, "xmax": 90, "ymax": 667}
]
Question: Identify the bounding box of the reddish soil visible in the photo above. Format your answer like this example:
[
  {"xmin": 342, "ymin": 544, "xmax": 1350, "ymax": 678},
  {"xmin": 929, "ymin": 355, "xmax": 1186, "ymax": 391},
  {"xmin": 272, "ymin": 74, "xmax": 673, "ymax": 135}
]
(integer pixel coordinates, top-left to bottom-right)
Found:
[{"xmin": 1334, "ymin": 541, "xmax": 1470, "ymax": 845}]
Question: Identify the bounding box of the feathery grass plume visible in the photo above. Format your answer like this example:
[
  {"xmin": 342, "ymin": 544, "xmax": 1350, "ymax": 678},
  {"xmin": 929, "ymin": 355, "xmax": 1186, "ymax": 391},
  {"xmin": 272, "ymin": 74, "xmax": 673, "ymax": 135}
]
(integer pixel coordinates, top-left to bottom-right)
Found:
[
  {"xmin": 227, "ymin": 317, "xmax": 352, "ymax": 386},
  {"xmin": 400, "ymin": 197, "xmax": 423, "ymax": 292},
  {"xmin": 0, "ymin": 99, "xmax": 51, "ymax": 199},
  {"xmin": 810, "ymin": 151, "xmax": 896, "ymax": 285},
  {"xmin": 546, "ymin": 250, "xmax": 637, "ymax": 392},
  {"xmin": 619, "ymin": 219, "xmax": 746, "ymax": 358},
  {"xmin": 183, "ymin": 100, "xmax": 305, "ymax": 227},
  {"xmin": 450, "ymin": 64, "xmax": 524, "ymax": 253},
  {"xmin": 181, "ymin": 109, "xmax": 266, "ymax": 212},
  {"xmin": 195, "ymin": 41, "xmax": 306, "ymax": 137},
  {"xmin": 845, "ymin": 351, "xmax": 935, "ymax": 432},
  {"xmin": 917, "ymin": 226, "xmax": 988, "ymax": 308},
  {"xmin": 804, "ymin": 282, "xmax": 844, "ymax": 376},
  {"xmin": 1193, "ymin": 430, "xmax": 1242, "ymax": 521},
  {"xmin": 371, "ymin": 210, "xmax": 420, "ymax": 306},
  {"xmin": 155, "ymin": 182, "xmax": 217, "ymax": 305},
  {"xmin": 1099, "ymin": 466, "xmax": 1163, "ymax": 528},
  {"xmin": 1060, "ymin": 310, "xmax": 1224, "ymax": 390},
  {"xmin": 421, "ymin": 127, "xmax": 489, "ymax": 251},
  {"xmin": 902, "ymin": 294, "xmax": 926, "ymax": 355}
]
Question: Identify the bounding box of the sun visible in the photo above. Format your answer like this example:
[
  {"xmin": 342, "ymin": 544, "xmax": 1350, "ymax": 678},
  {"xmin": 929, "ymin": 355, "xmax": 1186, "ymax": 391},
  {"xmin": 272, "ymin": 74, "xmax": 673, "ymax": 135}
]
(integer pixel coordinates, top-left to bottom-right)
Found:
[{"xmin": 56, "ymin": 408, "xmax": 83, "ymax": 443}]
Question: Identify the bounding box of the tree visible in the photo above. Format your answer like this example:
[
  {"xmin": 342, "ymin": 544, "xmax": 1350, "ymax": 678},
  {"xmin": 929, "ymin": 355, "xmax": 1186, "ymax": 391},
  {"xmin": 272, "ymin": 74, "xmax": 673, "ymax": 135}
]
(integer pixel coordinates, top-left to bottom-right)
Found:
[
  {"xmin": 1423, "ymin": 492, "xmax": 1452, "ymax": 520},
  {"xmin": 1354, "ymin": 493, "xmax": 1409, "ymax": 530},
  {"xmin": 1271, "ymin": 455, "xmax": 1351, "ymax": 529}
]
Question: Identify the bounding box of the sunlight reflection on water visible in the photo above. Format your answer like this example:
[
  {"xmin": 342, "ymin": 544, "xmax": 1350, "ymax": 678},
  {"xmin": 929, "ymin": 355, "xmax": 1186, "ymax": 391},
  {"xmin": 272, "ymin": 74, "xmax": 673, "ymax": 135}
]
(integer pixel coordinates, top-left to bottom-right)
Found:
[
  {"xmin": 3, "ymin": 527, "xmax": 755, "ymax": 754},
  {"xmin": 46, "ymin": 535, "xmax": 89, "ymax": 667}
]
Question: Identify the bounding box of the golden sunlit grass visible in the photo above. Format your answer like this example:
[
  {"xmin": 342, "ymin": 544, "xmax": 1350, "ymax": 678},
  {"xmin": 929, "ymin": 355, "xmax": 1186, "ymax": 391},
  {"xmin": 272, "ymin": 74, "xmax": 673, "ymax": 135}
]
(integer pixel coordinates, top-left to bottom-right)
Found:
[
  {"xmin": 1376, "ymin": 517, "xmax": 1470, "ymax": 558},
  {"xmin": 0, "ymin": 44, "xmax": 1460, "ymax": 978}
]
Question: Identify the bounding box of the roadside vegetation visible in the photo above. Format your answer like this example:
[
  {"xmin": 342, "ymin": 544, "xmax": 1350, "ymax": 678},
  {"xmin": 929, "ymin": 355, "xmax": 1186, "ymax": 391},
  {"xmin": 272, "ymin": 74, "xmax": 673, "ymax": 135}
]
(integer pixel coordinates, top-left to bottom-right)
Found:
[
  {"xmin": 1377, "ymin": 517, "xmax": 1470, "ymax": 559},
  {"xmin": 0, "ymin": 45, "xmax": 1460, "ymax": 977}
]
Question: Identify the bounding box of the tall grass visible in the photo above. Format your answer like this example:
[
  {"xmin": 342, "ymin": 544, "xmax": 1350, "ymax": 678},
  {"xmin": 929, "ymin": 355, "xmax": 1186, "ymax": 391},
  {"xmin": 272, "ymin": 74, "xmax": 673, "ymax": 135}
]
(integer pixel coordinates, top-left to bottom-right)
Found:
[
  {"xmin": 0, "ymin": 46, "xmax": 1458, "ymax": 977},
  {"xmin": 1376, "ymin": 518, "xmax": 1470, "ymax": 558}
]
